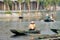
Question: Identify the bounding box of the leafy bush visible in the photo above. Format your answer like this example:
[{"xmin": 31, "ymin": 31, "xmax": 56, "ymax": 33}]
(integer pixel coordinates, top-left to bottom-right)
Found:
[{"xmin": 5, "ymin": 11, "xmax": 12, "ymax": 14}]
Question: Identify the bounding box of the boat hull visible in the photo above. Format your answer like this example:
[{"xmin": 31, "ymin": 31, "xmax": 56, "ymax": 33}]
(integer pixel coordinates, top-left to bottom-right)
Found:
[
  {"xmin": 51, "ymin": 29, "xmax": 60, "ymax": 34},
  {"xmin": 44, "ymin": 19, "xmax": 54, "ymax": 22},
  {"xmin": 10, "ymin": 29, "xmax": 26, "ymax": 35},
  {"xmin": 10, "ymin": 29, "xmax": 40, "ymax": 35}
]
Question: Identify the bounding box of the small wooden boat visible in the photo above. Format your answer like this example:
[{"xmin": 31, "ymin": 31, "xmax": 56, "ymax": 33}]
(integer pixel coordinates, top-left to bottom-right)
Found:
[
  {"xmin": 10, "ymin": 29, "xmax": 26, "ymax": 35},
  {"xmin": 44, "ymin": 19, "xmax": 54, "ymax": 22},
  {"xmin": 10, "ymin": 29, "xmax": 40, "ymax": 35},
  {"xmin": 44, "ymin": 15, "xmax": 55, "ymax": 22},
  {"xmin": 19, "ymin": 16, "xmax": 23, "ymax": 19},
  {"xmin": 51, "ymin": 29, "xmax": 60, "ymax": 34}
]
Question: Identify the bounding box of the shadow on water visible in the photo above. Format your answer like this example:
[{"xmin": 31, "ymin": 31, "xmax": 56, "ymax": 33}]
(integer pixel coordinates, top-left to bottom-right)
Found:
[
  {"xmin": 10, "ymin": 34, "xmax": 28, "ymax": 38},
  {"xmin": 11, "ymin": 35, "xmax": 20, "ymax": 38}
]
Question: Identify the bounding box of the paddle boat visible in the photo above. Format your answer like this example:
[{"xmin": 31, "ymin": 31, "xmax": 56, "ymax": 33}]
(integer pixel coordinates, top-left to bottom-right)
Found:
[{"xmin": 10, "ymin": 21, "xmax": 40, "ymax": 35}]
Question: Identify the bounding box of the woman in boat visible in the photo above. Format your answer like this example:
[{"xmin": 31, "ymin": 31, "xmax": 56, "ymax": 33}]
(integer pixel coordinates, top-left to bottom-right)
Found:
[
  {"xmin": 45, "ymin": 14, "xmax": 50, "ymax": 19},
  {"xmin": 44, "ymin": 13, "xmax": 55, "ymax": 22},
  {"xmin": 44, "ymin": 14, "xmax": 51, "ymax": 22},
  {"xmin": 29, "ymin": 21, "xmax": 36, "ymax": 31},
  {"xmin": 50, "ymin": 16, "xmax": 54, "ymax": 21}
]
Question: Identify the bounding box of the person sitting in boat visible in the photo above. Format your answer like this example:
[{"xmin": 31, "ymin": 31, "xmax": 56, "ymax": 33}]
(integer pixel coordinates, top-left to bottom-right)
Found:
[
  {"xmin": 29, "ymin": 21, "xmax": 36, "ymax": 31},
  {"xmin": 50, "ymin": 16, "xmax": 54, "ymax": 22},
  {"xmin": 45, "ymin": 14, "xmax": 50, "ymax": 19},
  {"xmin": 44, "ymin": 14, "xmax": 51, "ymax": 22}
]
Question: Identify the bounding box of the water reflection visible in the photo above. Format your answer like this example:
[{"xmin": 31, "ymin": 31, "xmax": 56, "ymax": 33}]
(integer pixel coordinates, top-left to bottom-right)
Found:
[
  {"xmin": 30, "ymin": 36, "xmax": 35, "ymax": 40},
  {"xmin": 11, "ymin": 35, "xmax": 21, "ymax": 38}
]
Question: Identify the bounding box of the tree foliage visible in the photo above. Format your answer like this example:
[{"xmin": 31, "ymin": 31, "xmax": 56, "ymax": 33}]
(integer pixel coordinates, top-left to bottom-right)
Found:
[
  {"xmin": 17, "ymin": 0, "xmax": 23, "ymax": 3},
  {"xmin": 25, "ymin": 0, "xmax": 30, "ymax": 4},
  {"xmin": 4, "ymin": 0, "xmax": 12, "ymax": 10}
]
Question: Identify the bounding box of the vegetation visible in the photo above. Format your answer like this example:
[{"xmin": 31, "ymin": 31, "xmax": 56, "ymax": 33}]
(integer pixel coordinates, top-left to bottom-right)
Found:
[
  {"xmin": 17, "ymin": 0, "xmax": 23, "ymax": 16},
  {"xmin": 3, "ymin": 0, "xmax": 60, "ymax": 20},
  {"xmin": 4, "ymin": 0, "xmax": 12, "ymax": 15},
  {"xmin": 8, "ymin": 0, "xmax": 12, "ymax": 10},
  {"xmin": 4, "ymin": 0, "xmax": 12, "ymax": 10},
  {"xmin": 3, "ymin": 0, "xmax": 60, "ymax": 10},
  {"xmin": 5, "ymin": 11, "xmax": 12, "ymax": 14},
  {"xmin": 35, "ymin": 0, "xmax": 41, "ymax": 20},
  {"xmin": 25, "ymin": 0, "xmax": 30, "ymax": 21}
]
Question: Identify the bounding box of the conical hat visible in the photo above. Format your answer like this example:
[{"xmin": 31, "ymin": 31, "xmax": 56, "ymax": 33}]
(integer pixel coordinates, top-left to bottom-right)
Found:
[
  {"xmin": 46, "ymin": 14, "xmax": 49, "ymax": 16},
  {"xmin": 30, "ymin": 21, "xmax": 35, "ymax": 24}
]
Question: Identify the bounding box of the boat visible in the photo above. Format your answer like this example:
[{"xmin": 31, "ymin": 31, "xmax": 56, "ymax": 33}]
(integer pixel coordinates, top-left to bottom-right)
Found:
[
  {"xmin": 44, "ymin": 14, "xmax": 55, "ymax": 22},
  {"xmin": 44, "ymin": 19, "xmax": 54, "ymax": 22},
  {"xmin": 51, "ymin": 29, "xmax": 60, "ymax": 34},
  {"xmin": 10, "ymin": 29, "xmax": 40, "ymax": 35},
  {"xmin": 19, "ymin": 16, "xmax": 23, "ymax": 19},
  {"xmin": 44, "ymin": 16, "xmax": 54, "ymax": 22},
  {"xmin": 10, "ymin": 29, "xmax": 26, "ymax": 35},
  {"xmin": 10, "ymin": 21, "xmax": 40, "ymax": 36}
]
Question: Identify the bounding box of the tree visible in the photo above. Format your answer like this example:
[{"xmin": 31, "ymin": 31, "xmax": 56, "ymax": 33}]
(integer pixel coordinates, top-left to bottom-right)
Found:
[
  {"xmin": 4, "ymin": 0, "xmax": 9, "ymax": 10},
  {"xmin": 25, "ymin": 0, "xmax": 30, "ymax": 21},
  {"xmin": 8, "ymin": 0, "xmax": 12, "ymax": 10},
  {"xmin": 17, "ymin": 0, "xmax": 23, "ymax": 17},
  {"xmin": 4, "ymin": 0, "xmax": 12, "ymax": 10},
  {"xmin": 51, "ymin": 0, "xmax": 60, "ymax": 19},
  {"xmin": 36, "ymin": 0, "xmax": 41, "ymax": 20},
  {"xmin": 43, "ymin": 0, "xmax": 52, "ymax": 11},
  {"xmin": 58, "ymin": 1, "xmax": 60, "ymax": 6},
  {"xmin": 4, "ymin": 0, "xmax": 12, "ymax": 15},
  {"xmin": 4, "ymin": 0, "xmax": 7, "ymax": 11},
  {"xmin": 4, "ymin": 0, "xmax": 12, "ymax": 21}
]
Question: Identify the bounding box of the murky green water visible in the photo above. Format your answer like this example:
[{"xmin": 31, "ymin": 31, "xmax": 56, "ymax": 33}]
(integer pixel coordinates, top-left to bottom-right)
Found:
[
  {"xmin": 0, "ymin": 11, "xmax": 60, "ymax": 40},
  {"xmin": 0, "ymin": 21, "xmax": 60, "ymax": 40}
]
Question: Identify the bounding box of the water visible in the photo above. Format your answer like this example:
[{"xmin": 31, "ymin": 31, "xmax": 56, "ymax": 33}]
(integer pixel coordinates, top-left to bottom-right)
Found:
[
  {"xmin": 0, "ymin": 20, "xmax": 60, "ymax": 40},
  {"xmin": 0, "ymin": 11, "xmax": 60, "ymax": 40}
]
